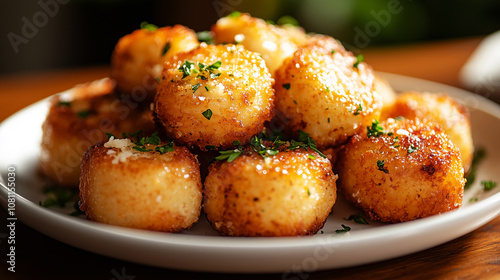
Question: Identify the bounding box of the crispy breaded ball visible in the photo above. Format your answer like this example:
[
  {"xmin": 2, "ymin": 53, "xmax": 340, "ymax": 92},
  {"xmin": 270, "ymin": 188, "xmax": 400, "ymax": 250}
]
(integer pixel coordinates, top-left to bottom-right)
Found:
[
  {"xmin": 154, "ymin": 43, "xmax": 275, "ymax": 150},
  {"xmin": 79, "ymin": 138, "xmax": 202, "ymax": 232},
  {"xmin": 110, "ymin": 25, "xmax": 199, "ymax": 101},
  {"xmin": 335, "ymin": 118, "xmax": 465, "ymax": 223},
  {"xmin": 381, "ymin": 91, "xmax": 473, "ymax": 173},
  {"xmin": 203, "ymin": 146, "xmax": 337, "ymax": 236},
  {"xmin": 212, "ymin": 12, "xmax": 297, "ymax": 75},
  {"xmin": 274, "ymin": 35, "xmax": 382, "ymax": 149},
  {"xmin": 39, "ymin": 78, "xmax": 155, "ymax": 187}
]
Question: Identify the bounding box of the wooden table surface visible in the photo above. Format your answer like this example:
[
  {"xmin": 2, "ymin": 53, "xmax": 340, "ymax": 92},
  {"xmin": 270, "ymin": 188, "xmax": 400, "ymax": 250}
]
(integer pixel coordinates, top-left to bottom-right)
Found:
[{"xmin": 1, "ymin": 37, "xmax": 500, "ymax": 280}]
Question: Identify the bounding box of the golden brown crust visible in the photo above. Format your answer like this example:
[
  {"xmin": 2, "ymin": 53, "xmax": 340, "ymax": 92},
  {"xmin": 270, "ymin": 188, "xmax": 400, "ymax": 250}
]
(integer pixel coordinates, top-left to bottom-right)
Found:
[
  {"xmin": 274, "ymin": 35, "xmax": 382, "ymax": 149},
  {"xmin": 381, "ymin": 91, "xmax": 473, "ymax": 173},
  {"xmin": 110, "ymin": 24, "xmax": 199, "ymax": 101},
  {"xmin": 212, "ymin": 12, "xmax": 298, "ymax": 76},
  {"xmin": 39, "ymin": 79, "xmax": 155, "ymax": 187},
  {"xmin": 335, "ymin": 118, "xmax": 465, "ymax": 223},
  {"xmin": 79, "ymin": 141, "xmax": 202, "ymax": 232},
  {"xmin": 154, "ymin": 43, "xmax": 275, "ymax": 150},
  {"xmin": 203, "ymin": 148, "xmax": 337, "ymax": 236}
]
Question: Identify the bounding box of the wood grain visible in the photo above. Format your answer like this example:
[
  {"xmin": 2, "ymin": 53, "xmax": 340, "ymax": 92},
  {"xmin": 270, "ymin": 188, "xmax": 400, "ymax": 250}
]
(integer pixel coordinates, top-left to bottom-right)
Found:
[{"xmin": 1, "ymin": 37, "xmax": 500, "ymax": 280}]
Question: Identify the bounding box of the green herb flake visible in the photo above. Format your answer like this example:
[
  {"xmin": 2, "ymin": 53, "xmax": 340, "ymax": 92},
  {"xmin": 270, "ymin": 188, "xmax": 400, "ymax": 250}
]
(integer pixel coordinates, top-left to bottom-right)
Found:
[
  {"xmin": 179, "ymin": 60, "xmax": 196, "ymax": 79},
  {"xmin": 57, "ymin": 101, "xmax": 71, "ymax": 107},
  {"xmin": 205, "ymin": 85, "xmax": 210, "ymax": 91},
  {"xmin": 288, "ymin": 130, "xmax": 326, "ymax": 158},
  {"xmin": 335, "ymin": 224, "xmax": 351, "ymax": 234},
  {"xmin": 407, "ymin": 144, "xmax": 419, "ymax": 154},
  {"xmin": 308, "ymin": 154, "xmax": 316, "ymax": 160},
  {"xmin": 354, "ymin": 104, "xmax": 363, "ymax": 116},
  {"xmin": 276, "ymin": 15, "xmax": 299, "ymax": 26},
  {"xmin": 197, "ymin": 31, "xmax": 214, "ymax": 44},
  {"xmin": 77, "ymin": 110, "xmax": 90, "ymax": 118},
  {"xmin": 465, "ymin": 147, "xmax": 486, "ymax": 189},
  {"xmin": 192, "ymin": 83, "xmax": 202, "ymax": 93},
  {"xmin": 155, "ymin": 143, "xmax": 175, "ymax": 154},
  {"xmin": 282, "ymin": 83, "xmax": 291, "ymax": 90},
  {"xmin": 367, "ymin": 120, "xmax": 385, "ymax": 138},
  {"xmin": 140, "ymin": 21, "xmax": 158, "ymax": 32},
  {"xmin": 353, "ymin": 54, "xmax": 364, "ymax": 69},
  {"xmin": 377, "ymin": 160, "xmax": 389, "ymax": 174},
  {"xmin": 482, "ymin": 180, "xmax": 498, "ymax": 191},
  {"xmin": 215, "ymin": 149, "xmax": 242, "ymax": 162},
  {"xmin": 227, "ymin": 11, "xmax": 241, "ymax": 18},
  {"xmin": 345, "ymin": 214, "xmax": 369, "ymax": 225},
  {"xmin": 161, "ymin": 42, "xmax": 171, "ymax": 56},
  {"xmin": 202, "ymin": 109, "xmax": 213, "ymax": 120}
]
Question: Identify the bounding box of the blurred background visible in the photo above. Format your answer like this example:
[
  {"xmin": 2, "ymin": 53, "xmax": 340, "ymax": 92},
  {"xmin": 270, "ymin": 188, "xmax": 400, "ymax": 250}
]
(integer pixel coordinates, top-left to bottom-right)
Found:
[{"xmin": 1, "ymin": 0, "xmax": 499, "ymax": 75}]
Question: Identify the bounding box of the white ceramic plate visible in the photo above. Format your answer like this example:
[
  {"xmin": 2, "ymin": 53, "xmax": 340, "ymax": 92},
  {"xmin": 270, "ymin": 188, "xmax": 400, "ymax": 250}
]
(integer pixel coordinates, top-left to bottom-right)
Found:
[{"xmin": 1, "ymin": 73, "xmax": 500, "ymax": 273}]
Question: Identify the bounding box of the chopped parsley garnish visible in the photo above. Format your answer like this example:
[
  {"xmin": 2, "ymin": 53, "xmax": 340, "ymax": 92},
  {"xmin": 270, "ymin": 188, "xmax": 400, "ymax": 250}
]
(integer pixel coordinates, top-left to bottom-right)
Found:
[
  {"xmin": 179, "ymin": 60, "xmax": 222, "ymax": 81},
  {"xmin": 215, "ymin": 149, "xmax": 242, "ymax": 162},
  {"xmin": 250, "ymin": 136, "xmax": 282, "ymax": 158},
  {"xmin": 179, "ymin": 60, "xmax": 196, "ymax": 79},
  {"xmin": 282, "ymin": 83, "xmax": 291, "ymax": 90},
  {"xmin": 161, "ymin": 42, "xmax": 171, "ymax": 56},
  {"xmin": 307, "ymin": 154, "xmax": 316, "ymax": 160},
  {"xmin": 39, "ymin": 186, "xmax": 79, "ymax": 208},
  {"xmin": 197, "ymin": 31, "xmax": 214, "ymax": 44},
  {"xmin": 377, "ymin": 160, "xmax": 389, "ymax": 174},
  {"xmin": 331, "ymin": 50, "xmax": 336, "ymax": 55},
  {"xmin": 465, "ymin": 147, "xmax": 486, "ymax": 189},
  {"xmin": 192, "ymin": 83, "xmax": 202, "ymax": 93},
  {"xmin": 367, "ymin": 120, "xmax": 385, "ymax": 138},
  {"xmin": 353, "ymin": 104, "xmax": 363, "ymax": 116},
  {"xmin": 205, "ymin": 85, "xmax": 210, "ymax": 91},
  {"xmin": 335, "ymin": 224, "xmax": 351, "ymax": 234},
  {"xmin": 288, "ymin": 130, "xmax": 326, "ymax": 158},
  {"xmin": 407, "ymin": 144, "xmax": 419, "ymax": 154},
  {"xmin": 57, "ymin": 101, "xmax": 71, "ymax": 107},
  {"xmin": 202, "ymin": 109, "xmax": 213, "ymax": 120},
  {"xmin": 227, "ymin": 11, "xmax": 241, "ymax": 18},
  {"xmin": 345, "ymin": 214, "xmax": 369, "ymax": 225},
  {"xmin": 482, "ymin": 180, "xmax": 497, "ymax": 191},
  {"xmin": 325, "ymin": 87, "xmax": 330, "ymax": 92},
  {"xmin": 140, "ymin": 21, "xmax": 158, "ymax": 32},
  {"xmin": 353, "ymin": 54, "xmax": 364, "ymax": 68},
  {"xmin": 77, "ymin": 110, "xmax": 90, "ymax": 118},
  {"xmin": 276, "ymin": 15, "xmax": 299, "ymax": 26}
]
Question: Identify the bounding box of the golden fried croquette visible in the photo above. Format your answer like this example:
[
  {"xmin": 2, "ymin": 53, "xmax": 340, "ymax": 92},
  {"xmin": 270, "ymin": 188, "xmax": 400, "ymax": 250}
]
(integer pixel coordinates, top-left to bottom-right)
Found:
[
  {"xmin": 381, "ymin": 91, "xmax": 473, "ymax": 173},
  {"xmin": 39, "ymin": 78, "xmax": 155, "ymax": 187},
  {"xmin": 203, "ymin": 144, "xmax": 337, "ymax": 236},
  {"xmin": 79, "ymin": 137, "xmax": 202, "ymax": 232},
  {"xmin": 212, "ymin": 12, "xmax": 298, "ymax": 75},
  {"xmin": 154, "ymin": 43, "xmax": 275, "ymax": 150},
  {"xmin": 335, "ymin": 118, "xmax": 465, "ymax": 223},
  {"xmin": 110, "ymin": 24, "xmax": 199, "ymax": 101},
  {"xmin": 274, "ymin": 35, "xmax": 382, "ymax": 149}
]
